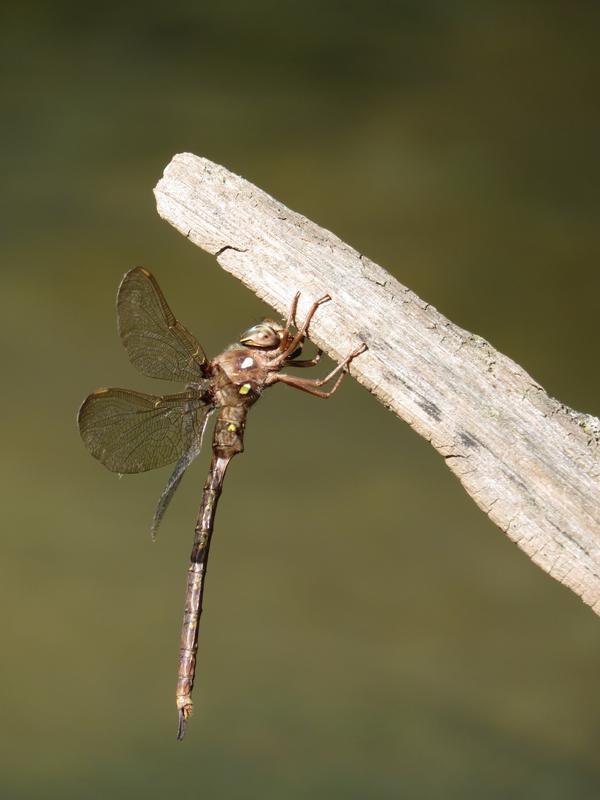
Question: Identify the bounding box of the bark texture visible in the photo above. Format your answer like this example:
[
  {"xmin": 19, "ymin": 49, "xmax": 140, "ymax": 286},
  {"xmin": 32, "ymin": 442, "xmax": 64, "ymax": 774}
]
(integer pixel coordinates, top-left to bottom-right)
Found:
[{"xmin": 155, "ymin": 152, "xmax": 600, "ymax": 614}]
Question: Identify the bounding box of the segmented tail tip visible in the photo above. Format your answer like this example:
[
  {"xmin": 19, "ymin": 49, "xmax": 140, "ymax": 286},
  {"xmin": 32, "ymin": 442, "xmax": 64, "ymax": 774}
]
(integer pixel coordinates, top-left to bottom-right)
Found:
[{"xmin": 177, "ymin": 709, "xmax": 187, "ymax": 741}]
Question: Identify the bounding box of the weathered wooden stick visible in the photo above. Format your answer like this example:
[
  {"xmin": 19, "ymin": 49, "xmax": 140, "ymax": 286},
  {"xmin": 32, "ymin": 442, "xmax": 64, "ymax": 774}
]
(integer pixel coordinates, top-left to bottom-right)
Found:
[{"xmin": 155, "ymin": 152, "xmax": 600, "ymax": 615}]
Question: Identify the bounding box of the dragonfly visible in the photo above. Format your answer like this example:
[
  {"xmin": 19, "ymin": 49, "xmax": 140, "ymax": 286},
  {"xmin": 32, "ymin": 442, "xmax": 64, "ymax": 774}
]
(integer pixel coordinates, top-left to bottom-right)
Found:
[{"xmin": 78, "ymin": 267, "xmax": 366, "ymax": 740}]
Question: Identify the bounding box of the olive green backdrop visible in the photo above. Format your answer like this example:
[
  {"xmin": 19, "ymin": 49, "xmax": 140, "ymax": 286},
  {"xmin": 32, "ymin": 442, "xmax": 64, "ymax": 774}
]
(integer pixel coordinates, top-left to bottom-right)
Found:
[{"xmin": 2, "ymin": 2, "xmax": 599, "ymax": 798}]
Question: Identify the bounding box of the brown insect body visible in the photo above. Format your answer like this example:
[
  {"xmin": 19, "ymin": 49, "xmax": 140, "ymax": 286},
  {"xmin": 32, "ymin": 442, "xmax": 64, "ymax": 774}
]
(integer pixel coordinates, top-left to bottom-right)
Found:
[{"xmin": 77, "ymin": 267, "xmax": 366, "ymax": 740}]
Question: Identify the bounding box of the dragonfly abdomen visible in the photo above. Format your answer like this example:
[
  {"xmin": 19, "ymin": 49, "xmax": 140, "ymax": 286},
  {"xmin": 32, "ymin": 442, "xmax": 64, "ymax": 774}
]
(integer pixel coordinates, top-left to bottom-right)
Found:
[{"xmin": 212, "ymin": 404, "xmax": 249, "ymax": 456}]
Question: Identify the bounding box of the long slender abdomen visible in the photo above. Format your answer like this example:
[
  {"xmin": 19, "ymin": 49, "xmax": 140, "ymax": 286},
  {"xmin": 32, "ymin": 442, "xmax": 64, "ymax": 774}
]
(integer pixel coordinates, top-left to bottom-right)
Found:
[
  {"xmin": 175, "ymin": 467, "xmax": 224, "ymax": 739},
  {"xmin": 175, "ymin": 403, "xmax": 248, "ymax": 739},
  {"xmin": 176, "ymin": 557, "xmax": 206, "ymax": 725}
]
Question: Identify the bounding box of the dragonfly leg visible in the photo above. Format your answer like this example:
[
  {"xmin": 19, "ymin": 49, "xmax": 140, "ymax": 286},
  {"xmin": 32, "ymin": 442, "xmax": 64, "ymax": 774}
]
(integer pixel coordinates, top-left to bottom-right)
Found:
[
  {"xmin": 268, "ymin": 343, "xmax": 366, "ymax": 398},
  {"xmin": 272, "ymin": 294, "xmax": 331, "ymax": 366},
  {"xmin": 281, "ymin": 291, "xmax": 300, "ymax": 337},
  {"xmin": 285, "ymin": 349, "xmax": 323, "ymax": 368},
  {"xmin": 269, "ymin": 370, "xmax": 347, "ymax": 398}
]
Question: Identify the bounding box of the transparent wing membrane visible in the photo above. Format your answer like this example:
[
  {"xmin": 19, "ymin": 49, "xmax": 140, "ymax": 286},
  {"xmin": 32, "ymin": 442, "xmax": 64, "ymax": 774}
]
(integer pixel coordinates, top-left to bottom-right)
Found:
[
  {"xmin": 78, "ymin": 387, "xmax": 211, "ymax": 474},
  {"xmin": 117, "ymin": 267, "xmax": 208, "ymax": 382},
  {"xmin": 150, "ymin": 409, "xmax": 213, "ymax": 540}
]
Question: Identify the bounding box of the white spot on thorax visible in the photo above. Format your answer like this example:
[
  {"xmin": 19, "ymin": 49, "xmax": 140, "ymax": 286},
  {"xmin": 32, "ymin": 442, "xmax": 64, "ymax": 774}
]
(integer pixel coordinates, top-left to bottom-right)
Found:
[{"xmin": 241, "ymin": 357, "xmax": 254, "ymax": 369}]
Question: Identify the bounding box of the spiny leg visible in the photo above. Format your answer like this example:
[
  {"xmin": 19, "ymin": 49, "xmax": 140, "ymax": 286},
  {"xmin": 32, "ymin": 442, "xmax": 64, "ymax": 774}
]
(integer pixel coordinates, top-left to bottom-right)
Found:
[
  {"xmin": 271, "ymin": 369, "xmax": 347, "ymax": 399},
  {"xmin": 268, "ymin": 343, "xmax": 366, "ymax": 398},
  {"xmin": 285, "ymin": 349, "xmax": 323, "ymax": 368},
  {"xmin": 272, "ymin": 294, "xmax": 331, "ymax": 366},
  {"xmin": 281, "ymin": 291, "xmax": 300, "ymax": 339}
]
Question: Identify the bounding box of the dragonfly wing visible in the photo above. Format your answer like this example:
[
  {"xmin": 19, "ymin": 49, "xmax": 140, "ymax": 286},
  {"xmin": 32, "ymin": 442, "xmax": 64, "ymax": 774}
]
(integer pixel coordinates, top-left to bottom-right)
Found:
[
  {"xmin": 117, "ymin": 267, "xmax": 208, "ymax": 382},
  {"xmin": 150, "ymin": 410, "xmax": 212, "ymax": 540},
  {"xmin": 78, "ymin": 387, "xmax": 211, "ymax": 474}
]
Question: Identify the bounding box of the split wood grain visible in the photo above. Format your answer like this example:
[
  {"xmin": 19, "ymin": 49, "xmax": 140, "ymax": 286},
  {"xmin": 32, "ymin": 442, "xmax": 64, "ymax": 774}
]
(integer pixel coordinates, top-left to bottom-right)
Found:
[{"xmin": 155, "ymin": 152, "xmax": 600, "ymax": 615}]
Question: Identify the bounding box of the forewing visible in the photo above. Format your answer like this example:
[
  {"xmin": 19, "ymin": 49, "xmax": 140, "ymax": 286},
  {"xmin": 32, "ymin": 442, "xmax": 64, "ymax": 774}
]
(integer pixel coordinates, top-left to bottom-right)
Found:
[
  {"xmin": 78, "ymin": 387, "xmax": 211, "ymax": 474},
  {"xmin": 117, "ymin": 267, "xmax": 208, "ymax": 382}
]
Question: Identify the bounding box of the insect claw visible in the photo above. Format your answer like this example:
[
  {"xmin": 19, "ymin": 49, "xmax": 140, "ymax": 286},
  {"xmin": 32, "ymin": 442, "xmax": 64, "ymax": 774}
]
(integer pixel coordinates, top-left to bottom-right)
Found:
[{"xmin": 316, "ymin": 294, "xmax": 331, "ymax": 305}]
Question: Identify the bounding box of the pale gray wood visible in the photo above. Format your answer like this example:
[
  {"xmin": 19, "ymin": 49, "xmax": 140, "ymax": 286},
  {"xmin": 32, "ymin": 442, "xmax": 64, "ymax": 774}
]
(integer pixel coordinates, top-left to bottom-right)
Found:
[{"xmin": 155, "ymin": 152, "xmax": 600, "ymax": 614}]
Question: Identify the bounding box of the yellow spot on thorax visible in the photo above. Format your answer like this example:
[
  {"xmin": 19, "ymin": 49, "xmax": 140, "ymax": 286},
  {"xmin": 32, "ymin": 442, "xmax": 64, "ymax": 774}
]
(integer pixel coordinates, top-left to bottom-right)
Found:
[{"xmin": 239, "ymin": 383, "xmax": 251, "ymax": 396}]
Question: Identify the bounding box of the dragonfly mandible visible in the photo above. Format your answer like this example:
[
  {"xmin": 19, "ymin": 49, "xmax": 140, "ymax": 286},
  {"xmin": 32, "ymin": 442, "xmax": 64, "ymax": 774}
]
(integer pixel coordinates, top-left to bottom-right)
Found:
[{"xmin": 77, "ymin": 267, "xmax": 366, "ymax": 740}]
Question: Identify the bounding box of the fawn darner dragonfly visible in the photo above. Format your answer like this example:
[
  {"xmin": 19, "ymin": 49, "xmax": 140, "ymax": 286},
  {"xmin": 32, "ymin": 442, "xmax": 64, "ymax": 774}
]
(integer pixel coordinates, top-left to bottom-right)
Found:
[{"xmin": 78, "ymin": 267, "xmax": 366, "ymax": 739}]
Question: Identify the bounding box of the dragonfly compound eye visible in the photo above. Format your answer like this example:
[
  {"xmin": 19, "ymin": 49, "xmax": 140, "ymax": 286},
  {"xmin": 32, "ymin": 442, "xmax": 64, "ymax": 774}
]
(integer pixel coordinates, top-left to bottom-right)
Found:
[{"xmin": 239, "ymin": 323, "xmax": 280, "ymax": 349}]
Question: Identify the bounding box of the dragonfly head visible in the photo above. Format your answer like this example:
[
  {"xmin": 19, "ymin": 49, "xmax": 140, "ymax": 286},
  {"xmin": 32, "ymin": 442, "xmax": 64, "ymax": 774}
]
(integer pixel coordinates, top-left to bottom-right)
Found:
[
  {"xmin": 239, "ymin": 321, "xmax": 282, "ymax": 350},
  {"xmin": 240, "ymin": 320, "xmax": 304, "ymax": 358}
]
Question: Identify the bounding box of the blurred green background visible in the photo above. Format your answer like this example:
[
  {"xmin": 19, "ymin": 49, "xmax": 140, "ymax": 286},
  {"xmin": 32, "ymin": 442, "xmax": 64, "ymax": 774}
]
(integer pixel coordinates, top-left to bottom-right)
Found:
[{"xmin": 2, "ymin": 2, "xmax": 599, "ymax": 798}]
